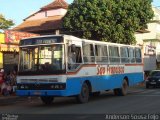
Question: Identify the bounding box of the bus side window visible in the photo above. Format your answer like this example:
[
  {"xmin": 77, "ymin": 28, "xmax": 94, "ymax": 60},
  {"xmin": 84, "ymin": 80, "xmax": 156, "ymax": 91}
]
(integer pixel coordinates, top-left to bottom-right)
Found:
[
  {"xmin": 135, "ymin": 48, "xmax": 142, "ymax": 63},
  {"xmin": 102, "ymin": 46, "xmax": 108, "ymax": 62},
  {"xmin": 95, "ymin": 45, "xmax": 108, "ymax": 63},
  {"xmin": 128, "ymin": 47, "xmax": 135, "ymax": 63},
  {"xmin": 83, "ymin": 44, "xmax": 95, "ymax": 63},
  {"xmin": 109, "ymin": 46, "xmax": 120, "ymax": 63},
  {"xmin": 75, "ymin": 47, "xmax": 82, "ymax": 63},
  {"xmin": 120, "ymin": 47, "xmax": 129, "ymax": 63},
  {"xmin": 68, "ymin": 44, "xmax": 82, "ymax": 70},
  {"xmin": 95, "ymin": 45, "xmax": 101, "ymax": 62}
]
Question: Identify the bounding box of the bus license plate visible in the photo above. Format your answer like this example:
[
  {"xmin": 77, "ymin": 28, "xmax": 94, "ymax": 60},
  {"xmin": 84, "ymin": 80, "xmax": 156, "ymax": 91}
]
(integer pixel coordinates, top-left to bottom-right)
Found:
[
  {"xmin": 150, "ymin": 82, "xmax": 156, "ymax": 84},
  {"xmin": 34, "ymin": 91, "xmax": 41, "ymax": 95}
]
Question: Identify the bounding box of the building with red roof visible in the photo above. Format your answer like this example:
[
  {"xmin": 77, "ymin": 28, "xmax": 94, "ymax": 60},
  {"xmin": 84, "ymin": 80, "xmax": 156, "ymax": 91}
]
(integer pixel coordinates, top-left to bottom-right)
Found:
[{"xmin": 13, "ymin": 0, "xmax": 68, "ymax": 35}]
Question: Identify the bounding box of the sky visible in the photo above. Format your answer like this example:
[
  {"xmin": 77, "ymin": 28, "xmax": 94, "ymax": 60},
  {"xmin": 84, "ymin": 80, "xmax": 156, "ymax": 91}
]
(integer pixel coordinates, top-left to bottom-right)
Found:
[{"xmin": 0, "ymin": 0, "xmax": 160, "ymax": 27}]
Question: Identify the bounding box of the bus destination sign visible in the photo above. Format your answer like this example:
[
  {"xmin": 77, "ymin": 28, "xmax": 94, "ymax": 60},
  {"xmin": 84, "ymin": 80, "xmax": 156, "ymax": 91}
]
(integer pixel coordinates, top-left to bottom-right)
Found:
[
  {"xmin": 35, "ymin": 39, "xmax": 57, "ymax": 44},
  {"xmin": 20, "ymin": 36, "xmax": 63, "ymax": 46}
]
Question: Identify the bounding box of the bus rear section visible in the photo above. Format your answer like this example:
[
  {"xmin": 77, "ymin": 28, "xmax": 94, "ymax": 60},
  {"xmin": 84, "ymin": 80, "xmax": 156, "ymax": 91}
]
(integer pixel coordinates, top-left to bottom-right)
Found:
[{"xmin": 16, "ymin": 35, "xmax": 144, "ymax": 104}]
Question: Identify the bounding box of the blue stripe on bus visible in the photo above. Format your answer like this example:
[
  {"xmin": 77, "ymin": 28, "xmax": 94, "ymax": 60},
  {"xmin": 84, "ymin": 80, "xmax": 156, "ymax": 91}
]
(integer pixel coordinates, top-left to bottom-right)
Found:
[{"xmin": 16, "ymin": 72, "xmax": 143, "ymax": 97}]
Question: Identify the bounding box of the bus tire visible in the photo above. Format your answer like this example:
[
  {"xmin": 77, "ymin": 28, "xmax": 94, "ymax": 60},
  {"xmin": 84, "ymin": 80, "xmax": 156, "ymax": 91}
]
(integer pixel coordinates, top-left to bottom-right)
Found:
[
  {"xmin": 146, "ymin": 84, "xmax": 149, "ymax": 89},
  {"xmin": 114, "ymin": 80, "xmax": 128, "ymax": 96},
  {"xmin": 76, "ymin": 82, "xmax": 89, "ymax": 103},
  {"xmin": 41, "ymin": 96, "xmax": 54, "ymax": 104},
  {"xmin": 113, "ymin": 88, "xmax": 120, "ymax": 96},
  {"xmin": 120, "ymin": 79, "xmax": 128, "ymax": 96}
]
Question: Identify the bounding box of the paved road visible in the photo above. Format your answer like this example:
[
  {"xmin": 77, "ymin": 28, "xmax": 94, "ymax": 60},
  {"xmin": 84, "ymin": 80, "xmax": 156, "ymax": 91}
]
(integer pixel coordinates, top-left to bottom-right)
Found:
[{"xmin": 0, "ymin": 85, "xmax": 160, "ymax": 120}]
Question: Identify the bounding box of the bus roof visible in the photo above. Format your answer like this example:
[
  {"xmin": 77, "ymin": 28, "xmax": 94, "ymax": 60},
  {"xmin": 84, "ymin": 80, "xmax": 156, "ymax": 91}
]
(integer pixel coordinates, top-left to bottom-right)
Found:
[{"xmin": 20, "ymin": 34, "xmax": 140, "ymax": 48}]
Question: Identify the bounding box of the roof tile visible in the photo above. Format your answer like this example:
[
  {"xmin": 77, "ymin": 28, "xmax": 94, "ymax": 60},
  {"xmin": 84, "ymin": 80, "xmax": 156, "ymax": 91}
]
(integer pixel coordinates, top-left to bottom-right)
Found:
[
  {"xmin": 13, "ymin": 16, "xmax": 63, "ymax": 32},
  {"xmin": 41, "ymin": 0, "xmax": 68, "ymax": 10}
]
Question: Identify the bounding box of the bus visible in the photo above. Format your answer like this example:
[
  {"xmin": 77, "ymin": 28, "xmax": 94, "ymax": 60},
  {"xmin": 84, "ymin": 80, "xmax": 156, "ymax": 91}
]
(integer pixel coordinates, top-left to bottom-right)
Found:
[{"xmin": 16, "ymin": 35, "xmax": 144, "ymax": 104}]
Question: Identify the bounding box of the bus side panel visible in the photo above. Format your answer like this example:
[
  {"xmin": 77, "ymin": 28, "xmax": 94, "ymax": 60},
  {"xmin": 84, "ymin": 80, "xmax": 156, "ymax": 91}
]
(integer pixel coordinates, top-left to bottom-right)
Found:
[
  {"xmin": 65, "ymin": 77, "xmax": 82, "ymax": 96},
  {"xmin": 90, "ymin": 72, "xmax": 143, "ymax": 91},
  {"xmin": 132, "ymin": 72, "xmax": 144, "ymax": 84},
  {"xmin": 66, "ymin": 72, "xmax": 144, "ymax": 95}
]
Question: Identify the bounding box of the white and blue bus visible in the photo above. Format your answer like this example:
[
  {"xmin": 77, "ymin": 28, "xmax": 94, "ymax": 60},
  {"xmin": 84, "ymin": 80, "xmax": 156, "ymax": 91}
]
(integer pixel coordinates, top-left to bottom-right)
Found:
[{"xmin": 16, "ymin": 35, "xmax": 144, "ymax": 104}]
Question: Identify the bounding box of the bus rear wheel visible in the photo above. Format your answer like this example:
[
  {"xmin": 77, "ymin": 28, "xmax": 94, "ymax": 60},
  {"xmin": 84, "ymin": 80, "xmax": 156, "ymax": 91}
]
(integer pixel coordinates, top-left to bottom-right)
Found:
[
  {"xmin": 76, "ymin": 82, "xmax": 89, "ymax": 103},
  {"xmin": 114, "ymin": 80, "xmax": 128, "ymax": 96},
  {"xmin": 41, "ymin": 96, "xmax": 54, "ymax": 104}
]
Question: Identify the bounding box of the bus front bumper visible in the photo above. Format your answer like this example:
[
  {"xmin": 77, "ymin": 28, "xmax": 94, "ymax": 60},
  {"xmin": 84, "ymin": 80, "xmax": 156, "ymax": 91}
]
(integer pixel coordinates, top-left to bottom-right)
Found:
[{"xmin": 16, "ymin": 90, "xmax": 70, "ymax": 97}]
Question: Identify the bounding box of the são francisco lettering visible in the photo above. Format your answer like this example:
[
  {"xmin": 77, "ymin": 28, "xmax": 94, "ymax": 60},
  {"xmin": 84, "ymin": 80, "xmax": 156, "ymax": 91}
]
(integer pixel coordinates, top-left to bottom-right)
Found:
[{"xmin": 97, "ymin": 65, "xmax": 124, "ymax": 75}]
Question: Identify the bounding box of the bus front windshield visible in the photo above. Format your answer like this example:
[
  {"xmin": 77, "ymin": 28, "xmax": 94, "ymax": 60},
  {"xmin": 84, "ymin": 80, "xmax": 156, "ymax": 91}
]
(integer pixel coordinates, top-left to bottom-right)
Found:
[{"xmin": 19, "ymin": 44, "xmax": 65, "ymax": 75}]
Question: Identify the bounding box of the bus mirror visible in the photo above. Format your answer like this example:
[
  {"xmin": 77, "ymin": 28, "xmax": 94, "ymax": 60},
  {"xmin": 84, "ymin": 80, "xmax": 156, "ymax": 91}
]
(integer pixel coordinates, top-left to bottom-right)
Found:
[{"xmin": 71, "ymin": 44, "xmax": 76, "ymax": 52}]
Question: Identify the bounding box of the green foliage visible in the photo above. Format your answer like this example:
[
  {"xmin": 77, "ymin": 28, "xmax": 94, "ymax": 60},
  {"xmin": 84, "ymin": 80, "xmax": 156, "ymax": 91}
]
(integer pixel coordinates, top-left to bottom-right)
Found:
[
  {"xmin": 0, "ymin": 14, "xmax": 14, "ymax": 31},
  {"xmin": 62, "ymin": 0, "xmax": 154, "ymax": 44}
]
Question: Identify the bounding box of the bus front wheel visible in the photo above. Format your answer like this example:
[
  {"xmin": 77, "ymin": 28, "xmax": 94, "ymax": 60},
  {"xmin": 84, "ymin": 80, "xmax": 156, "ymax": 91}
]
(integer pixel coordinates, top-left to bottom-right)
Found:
[
  {"xmin": 41, "ymin": 96, "xmax": 54, "ymax": 104},
  {"xmin": 76, "ymin": 82, "xmax": 89, "ymax": 103},
  {"xmin": 146, "ymin": 84, "xmax": 150, "ymax": 89}
]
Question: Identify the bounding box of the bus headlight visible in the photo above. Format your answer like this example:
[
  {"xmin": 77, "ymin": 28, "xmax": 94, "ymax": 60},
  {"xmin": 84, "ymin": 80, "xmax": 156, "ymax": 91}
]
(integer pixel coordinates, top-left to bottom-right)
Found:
[
  {"xmin": 19, "ymin": 85, "xmax": 29, "ymax": 89},
  {"xmin": 20, "ymin": 85, "xmax": 25, "ymax": 89},
  {"xmin": 50, "ymin": 84, "xmax": 66, "ymax": 90}
]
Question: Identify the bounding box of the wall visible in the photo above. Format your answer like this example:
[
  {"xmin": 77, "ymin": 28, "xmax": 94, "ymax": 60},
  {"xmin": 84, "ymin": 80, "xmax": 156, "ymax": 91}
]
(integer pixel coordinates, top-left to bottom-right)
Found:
[
  {"xmin": 47, "ymin": 8, "xmax": 67, "ymax": 17},
  {"xmin": 135, "ymin": 7, "xmax": 160, "ymax": 44},
  {"xmin": 27, "ymin": 11, "xmax": 46, "ymax": 21},
  {"xmin": 134, "ymin": 7, "xmax": 160, "ymax": 71},
  {"xmin": 27, "ymin": 8, "xmax": 67, "ymax": 21},
  {"xmin": 0, "ymin": 33, "xmax": 5, "ymax": 68},
  {"xmin": 0, "ymin": 33, "xmax": 5, "ymax": 43},
  {"xmin": 135, "ymin": 23, "xmax": 158, "ymax": 45},
  {"xmin": 153, "ymin": 7, "xmax": 160, "ymax": 21}
]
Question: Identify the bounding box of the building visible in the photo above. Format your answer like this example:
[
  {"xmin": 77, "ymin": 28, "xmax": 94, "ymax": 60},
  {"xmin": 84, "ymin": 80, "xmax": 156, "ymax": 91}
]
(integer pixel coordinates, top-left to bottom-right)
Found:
[
  {"xmin": 0, "ymin": 32, "xmax": 19, "ymax": 73},
  {"xmin": 13, "ymin": 0, "xmax": 68, "ymax": 35},
  {"xmin": 0, "ymin": 31, "xmax": 37, "ymax": 73},
  {"xmin": 135, "ymin": 6, "xmax": 160, "ymax": 71}
]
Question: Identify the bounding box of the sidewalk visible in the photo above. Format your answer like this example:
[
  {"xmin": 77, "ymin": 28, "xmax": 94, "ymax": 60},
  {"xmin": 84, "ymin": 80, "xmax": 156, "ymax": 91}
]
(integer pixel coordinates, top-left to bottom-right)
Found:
[
  {"xmin": 0, "ymin": 93, "xmax": 27, "ymax": 105},
  {"xmin": 0, "ymin": 93, "xmax": 17, "ymax": 99}
]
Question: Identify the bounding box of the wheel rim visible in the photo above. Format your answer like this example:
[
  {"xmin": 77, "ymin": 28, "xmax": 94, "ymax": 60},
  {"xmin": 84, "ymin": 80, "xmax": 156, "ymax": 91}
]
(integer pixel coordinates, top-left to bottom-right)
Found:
[
  {"xmin": 41, "ymin": 96, "xmax": 54, "ymax": 104},
  {"xmin": 77, "ymin": 83, "xmax": 90, "ymax": 103}
]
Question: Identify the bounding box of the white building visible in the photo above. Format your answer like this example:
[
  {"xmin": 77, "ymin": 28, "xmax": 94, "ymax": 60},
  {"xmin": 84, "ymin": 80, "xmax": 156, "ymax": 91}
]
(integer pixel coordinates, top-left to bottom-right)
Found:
[{"xmin": 135, "ymin": 6, "xmax": 160, "ymax": 71}]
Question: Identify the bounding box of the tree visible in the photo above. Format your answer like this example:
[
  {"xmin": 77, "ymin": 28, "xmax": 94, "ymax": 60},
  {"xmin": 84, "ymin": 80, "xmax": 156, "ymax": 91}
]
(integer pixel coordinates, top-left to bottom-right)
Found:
[
  {"xmin": 62, "ymin": 0, "xmax": 154, "ymax": 44},
  {"xmin": 0, "ymin": 14, "xmax": 14, "ymax": 31}
]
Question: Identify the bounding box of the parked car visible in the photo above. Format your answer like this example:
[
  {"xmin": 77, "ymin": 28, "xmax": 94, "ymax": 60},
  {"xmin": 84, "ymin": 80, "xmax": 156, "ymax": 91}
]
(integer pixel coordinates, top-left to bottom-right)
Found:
[{"xmin": 145, "ymin": 70, "xmax": 160, "ymax": 88}]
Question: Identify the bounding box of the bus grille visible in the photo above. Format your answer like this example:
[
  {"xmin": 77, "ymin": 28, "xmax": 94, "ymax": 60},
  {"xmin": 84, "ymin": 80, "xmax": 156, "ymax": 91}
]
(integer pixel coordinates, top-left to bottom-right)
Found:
[{"xmin": 19, "ymin": 78, "xmax": 58, "ymax": 83}]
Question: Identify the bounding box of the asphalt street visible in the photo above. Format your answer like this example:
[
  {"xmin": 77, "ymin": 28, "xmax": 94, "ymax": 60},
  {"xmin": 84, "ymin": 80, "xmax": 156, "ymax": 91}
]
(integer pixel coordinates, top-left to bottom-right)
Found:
[{"xmin": 0, "ymin": 85, "xmax": 160, "ymax": 120}]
